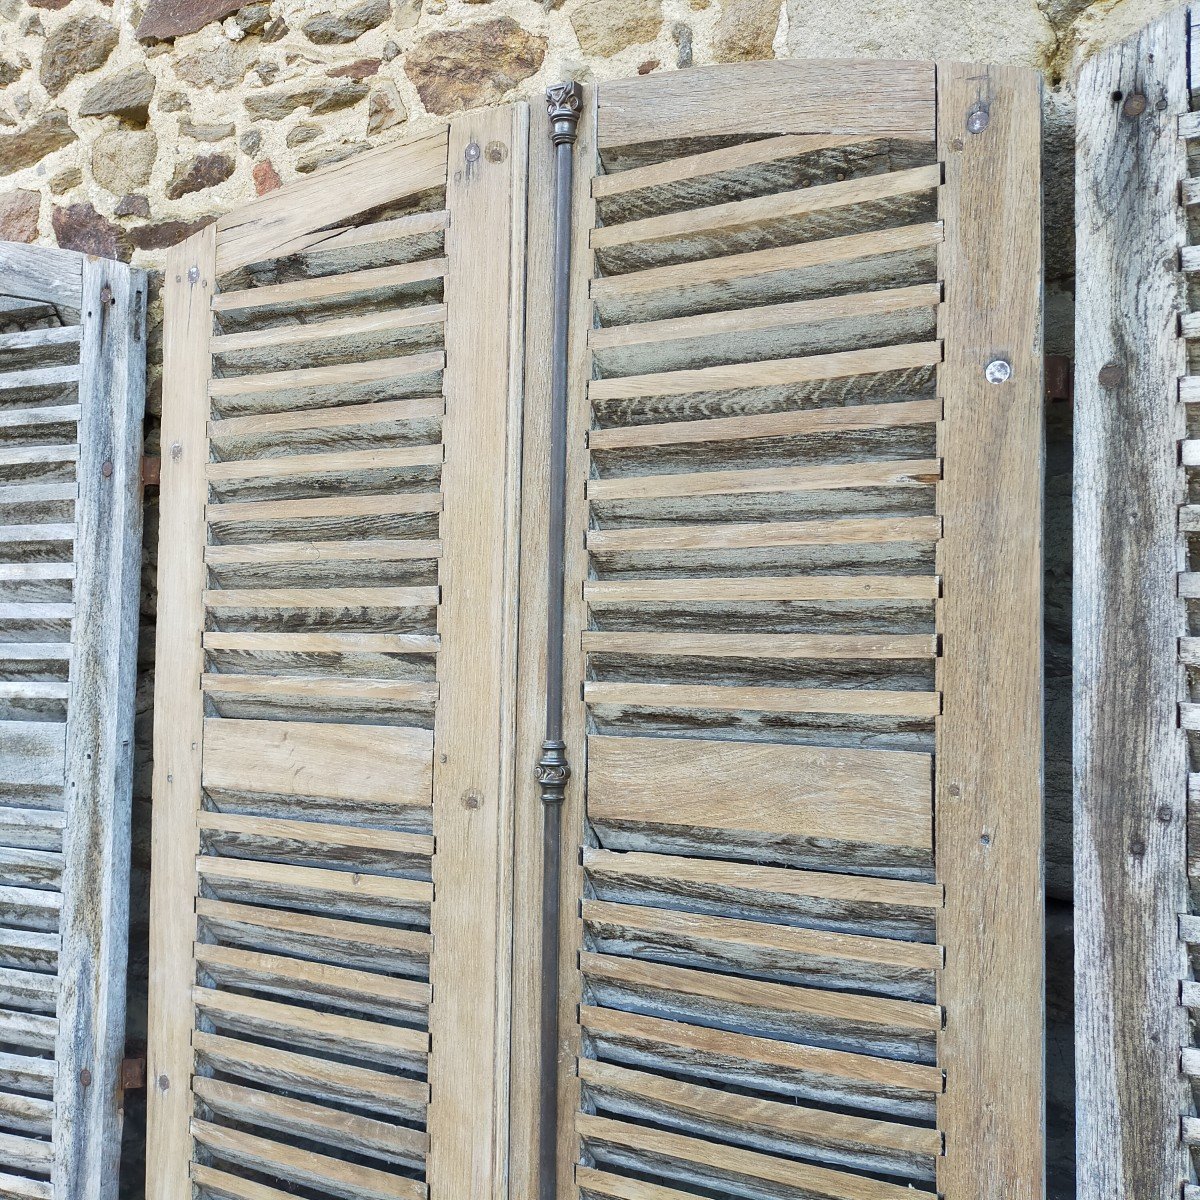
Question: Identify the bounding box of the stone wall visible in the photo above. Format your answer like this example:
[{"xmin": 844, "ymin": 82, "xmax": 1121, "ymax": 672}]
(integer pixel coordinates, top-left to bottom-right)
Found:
[{"xmin": 0, "ymin": 0, "xmax": 1181, "ymax": 1194}]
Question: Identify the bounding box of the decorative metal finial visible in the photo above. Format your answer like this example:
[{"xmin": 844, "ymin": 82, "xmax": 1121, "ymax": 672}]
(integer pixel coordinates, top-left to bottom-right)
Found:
[
  {"xmin": 546, "ymin": 81, "xmax": 583, "ymax": 146},
  {"xmin": 535, "ymin": 739, "xmax": 570, "ymax": 805}
]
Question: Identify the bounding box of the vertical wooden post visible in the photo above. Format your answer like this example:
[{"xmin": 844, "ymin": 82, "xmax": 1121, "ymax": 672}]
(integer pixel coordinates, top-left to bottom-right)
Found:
[
  {"xmin": 1074, "ymin": 11, "xmax": 1192, "ymax": 1197},
  {"xmin": 936, "ymin": 62, "xmax": 1045, "ymax": 1200},
  {"xmin": 55, "ymin": 257, "xmax": 146, "ymax": 1199},
  {"xmin": 146, "ymin": 224, "xmax": 215, "ymax": 1200},
  {"xmin": 427, "ymin": 103, "xmax": 527, "ymax": 1200}
]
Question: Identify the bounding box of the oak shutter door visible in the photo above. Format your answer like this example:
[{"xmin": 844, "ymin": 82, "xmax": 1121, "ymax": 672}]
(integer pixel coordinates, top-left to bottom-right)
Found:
[
  {"xmin": 147, "ymin": 111, "xmax": 526, "ymax": 1200},
  {"xmin": 538, "ymin": 63, "xmax": 1044, "ymax": 1199},
  {"xmin": 0, "ymin": 243, "xmax": 146, "ymax": 1199},
  {"xmin": 1075, "ymin": 8, "xmax": 1197, "ymax": 1196}
]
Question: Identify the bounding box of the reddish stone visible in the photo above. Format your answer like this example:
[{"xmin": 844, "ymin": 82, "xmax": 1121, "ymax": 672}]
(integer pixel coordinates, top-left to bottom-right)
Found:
[
  {"xmin": 252, "ymin": 159, "xmax": 281, "ymax": 196},
  {"xmin": 0, "ymin": 190, "xmax": 40, "ymax": 243},
  {"xmin": 637, "ymin": 59, "xmax": 661, "ymax": 74},
  {"xmin": 327, "ymin": 58, "xmax": 381, "ymax": 80},
  {"xmin": 52, "ymin": 202, "xmax": 127, "ymax": 261},
  {"xmin": 28, "ymin": 0, "xmax": 71, "ymax": 9},
  {"xmin": 136, "ymin": 0, "xmax": 242, "ymax": 40}
]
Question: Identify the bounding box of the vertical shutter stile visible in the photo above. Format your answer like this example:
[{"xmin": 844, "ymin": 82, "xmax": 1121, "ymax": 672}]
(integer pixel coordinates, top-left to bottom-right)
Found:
[
  {"xmin": 526, "ymin": 61, "xmax": 1044, "ymax": 1200},
  {"xmin": 0, "ymin": 242, "xmax": 146, "ymax": 1199},
  {"xmin": 1075, "ymin": 8, "xmax": 1194, "ymax": 1196},
  {"xmin": 147, "ymin": 114, "xmax": 527, "ymax": 1200}
]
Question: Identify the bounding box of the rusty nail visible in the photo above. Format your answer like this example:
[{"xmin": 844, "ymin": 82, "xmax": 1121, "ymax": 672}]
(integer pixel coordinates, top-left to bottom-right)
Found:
[
  {"xmin": 1098, "ymin": 361, "xmax": 1125, "ymax": 388},
  {"xmin": 158, "ymin": 1074, "xmax": 170, "ymax": 1091},
  {"xmin": 80, "ymin": 1068, "xmax": 92, "ymax": 1087},
  {"xmin": 1123, "ymin": 92, "xmax": 1147, "ymax": 117},
  {"xmin": 121, "ymin": 1057, "xmax": 146, "ymax": 1090},
  {"xmin": 101, "ymin": 460, "xmax": 113, "ymax": 478}
]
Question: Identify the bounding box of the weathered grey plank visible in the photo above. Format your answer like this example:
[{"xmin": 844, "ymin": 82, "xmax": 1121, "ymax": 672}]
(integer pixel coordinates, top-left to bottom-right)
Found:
[
  {"xmin": 53, "ymin": 256, "xmax": 146, "ymax": 1200},
  {"xmin": 1074, "ymin": 9, "xmax": 1192, "ymax": 1198},
  {"xmin": 0, "ymin": 242, "xmax": 82, "ymax": 310}
]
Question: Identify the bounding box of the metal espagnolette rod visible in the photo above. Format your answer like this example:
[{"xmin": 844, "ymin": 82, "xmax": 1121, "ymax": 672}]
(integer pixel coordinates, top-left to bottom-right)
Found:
[{"xmin": 536, "ymin": 78, "xmax": 582, "ymax": 1200}]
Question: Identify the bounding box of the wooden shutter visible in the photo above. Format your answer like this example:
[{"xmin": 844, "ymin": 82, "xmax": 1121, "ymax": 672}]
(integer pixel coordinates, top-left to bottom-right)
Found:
[
  {"xmin": 0, "ymin": 243, "xmax": 146, "ymax": 1199},
  {"xmin": 513, "ymin": 62, "xmax": 1044, "ymax": 1200},
  {"xmin": 1075, "ymin": 8, "xmax": 1196, "ymax": 1195},
  {"xmin": 146, "ymin": 110, "xmax": 527, "ymax": 1200}
]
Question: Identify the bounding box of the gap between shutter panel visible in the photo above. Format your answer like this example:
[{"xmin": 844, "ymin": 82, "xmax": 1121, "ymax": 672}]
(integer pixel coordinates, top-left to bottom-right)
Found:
[
  {"xmin": 145, "ymin": 110, "xmax": 527, "ymax": 1200},
  {"xmin": 0, "ymin": 241, "xmax": 146, "ymax": 1200}
]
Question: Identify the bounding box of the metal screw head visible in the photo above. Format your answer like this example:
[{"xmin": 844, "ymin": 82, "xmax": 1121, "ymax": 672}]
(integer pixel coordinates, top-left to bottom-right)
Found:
[
  {"xmin": 464, "ymin": 141, "xmax": 481, "ymax": 162},
  {"xmin": 984, "ymin": 359, "xmax": 1012, "ymax": 384},
  {"xmin": 187, "ymin": 266, "xmax": 199, "ymax": 283},
  {"xmin": 966, "ymin": 107, "xmax": 990, "ymax": 134}
]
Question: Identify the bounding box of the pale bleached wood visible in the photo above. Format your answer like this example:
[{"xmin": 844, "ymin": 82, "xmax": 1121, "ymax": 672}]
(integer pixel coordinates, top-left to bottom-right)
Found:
[
  {"xmin": 576, "ymin": 1114, "xmax": 927, "ymax": 1200},
  {"xmin": 597, "ymin": 61, "xmax": 936, "ymax": 147},
  {"xmin": 590, "ymin": 222, "xmax": 943, "ymax": 307},
  {"xmin": 584, "ymin": 575, "xmax": 938, "ymax": 603},
  {"xmin": 587, "ymin": 515, "xmax": 940, "ymax": 553},
  {"xmin": 592, "ymin": 164, "xmax": 942, "ymax": 252},
  {"xmin": 0, "ymin": 241, "xmax": 82, "ymax": 308},
  {"xmin": 203, "ymin": 585, "xmax": 437, "ymax": 609},
  {"xmin": 205, "ymin": 444, "xmax": 441, "ymax": 484},
  {"xmin": 588, "ymin": 734, "xmax": 931, "ymax": 847},
  {"xmin": 210, "ymin": 303, "xmax": 445, "ymax": 356},
  {"xmin": 190, "ymin": 1118, "xmax": 427, "ymax": 1200},
  {"xmin": 206, "ymin": 494, "xmax": 441, "ymax": 526},
  {"xmin": 208, "ymin": 395, "xmax": 442, "ymax": 440},
  {"xmin": 201, "ymin": 675, "xmax": 437, "ymax": 705},
  {"xmin": 213, "ymin": 124, "xmax": 448, "ymax": 273},
  {"xmin": 0, "ymin": 404, "xmax": 81, "ymax": 429},
  {"xmin": 590, "ymin": 285, "xmax": 941, "ymax": 355},
  {"xmin": 145, "ymin": 225, "xmax": 215, "ymax": 1200},
  {"xmin": 200, "ymin": 720, "xmax": 432, "ymax": 806},
  {"xmin": 52, "ymin": 254, "xmax": 146, "ymax": 1200},
  {"xmin": 587, "ymin": 340, "xmax": 941, "ymax": 402},
  {"xmin": 583, "ymin": 849, "xmax": 942, "ymax": 910},
  {"xmin": 0, "ymin": 325, "xmax": 81, "ymax": 354},
  {"xmin": 192, "ymin": 1030, "xmax": 427, "ymax": 1118},
  {"xmin": 0, "ymin": 363, "xmax": 80, "ymax": 391},
  {"xmin": 425, "ymin": 103, "xmax": 527, "ymax": 1200},
  {"xmin": 207, "ymin": 350, "xmax": 444, "ymax": 401},
  {"xmin": 194, "ymin": 810, "xmax": 434, "ymax": 857},
  {"xmin": 211, "ymin": 258, "xmax": 446, "ymax": 313},
  {"xmin": 201, "ymin": 631, "xmax": 439, "ymax": 655},
  {"xmin": 588, "ymin": 397, "xmax": 939, "ymax": 452},
  {"xmin": 592, "ymin": 133, "xmax": 871, "ymax": 199},
  {"xmin": 585, "ymin": 681, "xmax": 939, "ymax": 717},
  {"xmin": 204, "ymin": 535, "xmax": 440, "ymax": 565},
  {"xmin": 937, "ymin": 61, "xmax": 1043, "ymax": 1200},
  {"xmin": 1076, "ymin": 13, "xmax": 1192, "ymax": 1199},
  {"xmin": 582, "ymin": 631, "xmax": 936, "ymax": 660}
]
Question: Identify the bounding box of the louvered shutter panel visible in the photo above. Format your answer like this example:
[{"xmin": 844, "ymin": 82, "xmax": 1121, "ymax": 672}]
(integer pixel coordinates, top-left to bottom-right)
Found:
[
  {"xmin": 1075, "ymin": 8, "xmax": 1196, "ymax": 1195},
  {"xmin": 523, "ymin": 63, "xmax": 1044, "ymax": 1199},
  {"xmin": 147, "ymin": 110, "xmax": 527, "ymax": 1200},
  {"xmin": 0, "ymin": 243, "xmax": 146, "ymax": 1199}
]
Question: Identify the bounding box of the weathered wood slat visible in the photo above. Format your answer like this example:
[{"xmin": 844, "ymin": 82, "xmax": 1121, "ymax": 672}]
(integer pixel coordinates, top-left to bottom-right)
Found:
[
  {"xmin": 588, "ymin": 341, "xmax": 941, "ymax": 402},
  {"xmin": 584, "ymin": 681, "xmax": 939, "ymax": 717},
  {"xmin": 210, "ymin": 304, "xmax": 446, "ymax": 356},
  {"xmin": 588, "ymin": 397, "xmax": 940, "ymax": 452},
  {"xmin": 588, "ymin": 458, "xmax": 939, "ymax": 501},
  {"xmin": 587, "ymin": 516, "xmax": 940, "ymax": 552},
  {"xmin": 208, "ymin": 395, "xmax": 442, "ymax": 440},
  {"xmin": 211, "ymin": 259, "xmax": 447, "ymax": 313},
  {"xmin": 0, "ymin": 243, "xmax": 82, "ymax": 309},
  {"xmin": 584, "ymin": 575, "xmax": 938, "ymax": 604},
  {"xmin": 208, "ymin": 352, "xmax": 445, "ymax": 401},
  {"xmin": 583, "ymin": 631, "xmax": 936, "ymax": 660}
]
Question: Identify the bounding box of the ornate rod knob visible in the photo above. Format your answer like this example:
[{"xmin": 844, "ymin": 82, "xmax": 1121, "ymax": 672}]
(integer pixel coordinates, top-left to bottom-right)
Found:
[
  {"xmin": 535, "ymin": 739, "xmax": 570, "ymax": 805},
  {"xmin": 546, "ymin": 81, "xmax": 583, "ymax": 146}
]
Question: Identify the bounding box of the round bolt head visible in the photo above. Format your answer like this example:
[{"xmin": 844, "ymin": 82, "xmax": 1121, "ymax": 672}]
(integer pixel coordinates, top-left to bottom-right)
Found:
[
  {"xmin": 1123, "ymin": 92, "xmax": 1147, "ymax": 117},
  {"xmin": 984, "ymin": 358, "xmax": 1012, "ymax": 385},
  {"xmin": 187, "ymin": 266, "xmax": 199, "ymax": 283},
  {"xmin": 966, "ymin": 107, "xmax": 990, "ymax": 134}
]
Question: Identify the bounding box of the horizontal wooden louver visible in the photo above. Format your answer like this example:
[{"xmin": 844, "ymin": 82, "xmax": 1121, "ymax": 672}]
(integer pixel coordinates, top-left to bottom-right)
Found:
[
  {"xmin": 0, "ymin": 242, "xmax": 146, "ymax": 1199},
  {"xmin": 1074, "ymin": 8, "xmax": 1195, "ymax": 1196},
  {"xmin": 147, "ymin": 111, "xmax": 527, "ymax": 1200},
  {"xmin": 518, "ymin": 62, "xmax": 1044, "ymax": 1200}
]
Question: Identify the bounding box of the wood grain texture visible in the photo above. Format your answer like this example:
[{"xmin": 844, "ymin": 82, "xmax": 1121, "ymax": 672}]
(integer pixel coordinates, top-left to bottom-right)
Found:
[
  {"xmin": 0, "ymin": 241, "xmax": 82, "ymax": 309},
  {"xmin": 1074, "ymin": 10, "xmax": 1192, "ymax": 1198},
  {"xmin": 145, "ymin": 225, "xmax": 216, "ymax": 1200},
  {"xmin": 597, "ymin": 61, "xmax": 936, "ymax": 147},
  {"xmin": 214, "ymin": 126, "xmax": 449, "ymax": 273},
  {"xmin": 54, "ymin": 255, "xmax": 146, "ymax": 1200},
  {"xmin": 936, "ymin": 62, "xmax": 1044, "ymax": 1200},
  {"xmin": 425, "ymin": 103, "xmax": 527, "ymax": 1200}
]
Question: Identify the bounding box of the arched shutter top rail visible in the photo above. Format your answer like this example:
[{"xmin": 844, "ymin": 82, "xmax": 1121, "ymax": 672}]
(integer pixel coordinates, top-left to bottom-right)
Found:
[{"xmin": 596, "ymin": 60, "xmax": 937, "ymax": 148}]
